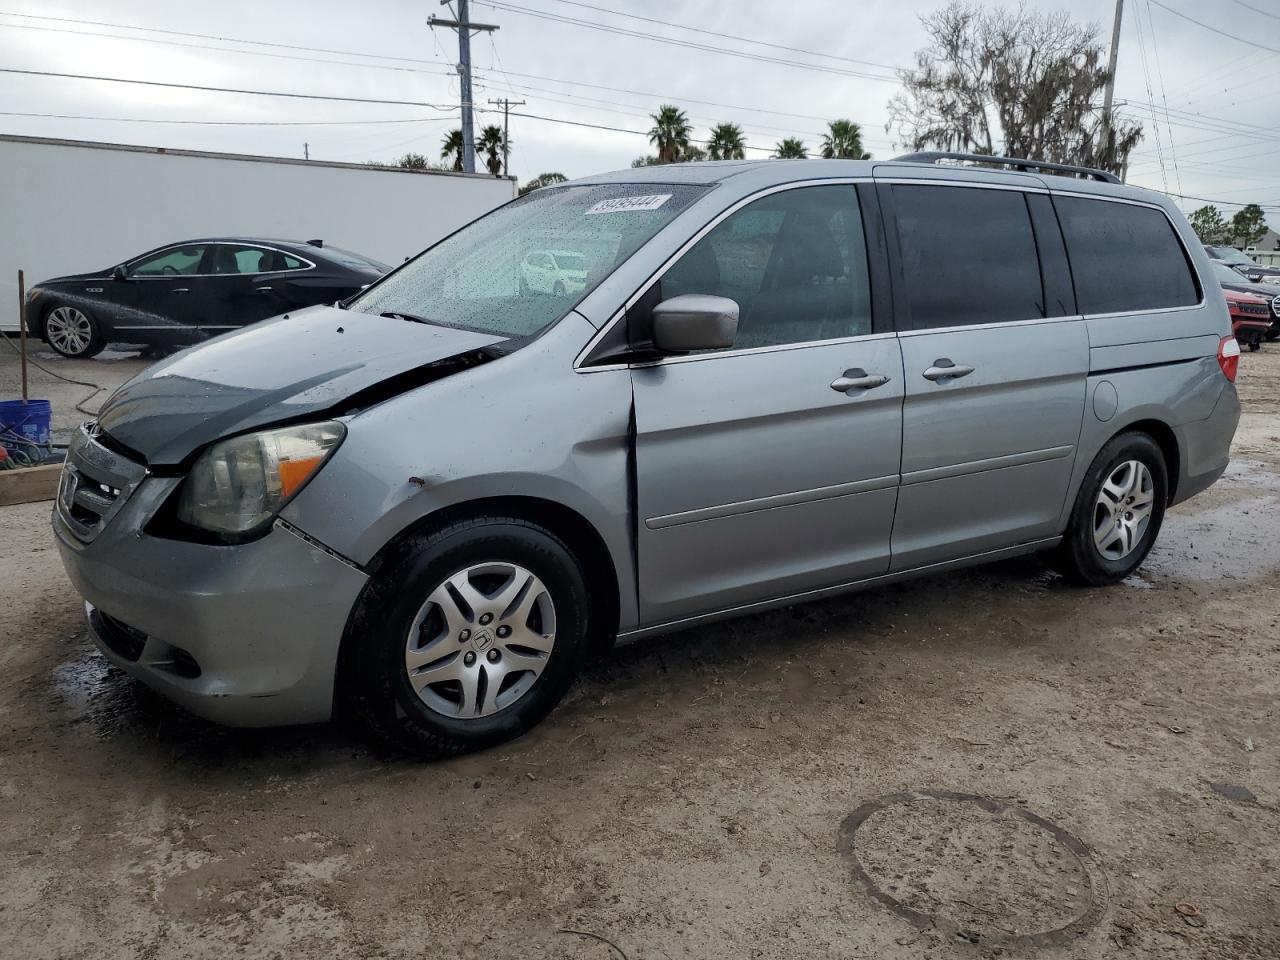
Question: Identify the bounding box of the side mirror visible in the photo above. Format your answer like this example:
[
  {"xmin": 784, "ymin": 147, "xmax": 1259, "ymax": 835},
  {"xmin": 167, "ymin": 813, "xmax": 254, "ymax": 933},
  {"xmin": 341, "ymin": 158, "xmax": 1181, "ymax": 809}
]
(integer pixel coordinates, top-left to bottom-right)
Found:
[
  {"xmin": 111, "ymin": 264, "xmax": 128, "ymax": 280},
  {"xmin": 651, "ymin": 294, "xmax": 739, "ymax": 353}
]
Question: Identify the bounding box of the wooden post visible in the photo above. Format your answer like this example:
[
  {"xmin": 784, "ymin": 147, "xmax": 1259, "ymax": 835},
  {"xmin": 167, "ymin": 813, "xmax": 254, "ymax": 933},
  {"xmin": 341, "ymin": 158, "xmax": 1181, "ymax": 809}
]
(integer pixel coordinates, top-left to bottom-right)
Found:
[{"xmin": 17, "ymin": 269, "xmax": 28, "ymax": 402}]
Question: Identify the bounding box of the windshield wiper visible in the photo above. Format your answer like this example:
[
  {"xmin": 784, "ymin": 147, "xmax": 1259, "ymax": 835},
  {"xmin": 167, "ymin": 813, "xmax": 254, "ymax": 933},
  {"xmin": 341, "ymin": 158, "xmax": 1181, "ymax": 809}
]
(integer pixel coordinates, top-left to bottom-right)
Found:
[{"xmin": 380, "ymin": 310, "xmax": 432, "ymax": 325}]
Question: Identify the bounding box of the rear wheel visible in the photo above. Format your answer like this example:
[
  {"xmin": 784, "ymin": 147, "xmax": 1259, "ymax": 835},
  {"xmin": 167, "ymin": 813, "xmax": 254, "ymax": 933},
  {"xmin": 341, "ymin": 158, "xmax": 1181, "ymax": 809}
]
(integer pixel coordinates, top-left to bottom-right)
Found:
[
  {"xmin": 1248, "ymin": 334, "xmax": 1262, "ymax": 352},
  {"xmin": 43, "ymin": 304, "xmax": 105, "ymax": 358},
  {"xmin": 345, "ymin": 515, "xmax": 592, "ymax": 757},
  {"xmin": 1052, "ymin": 432, "xmax": 1167, "ymax": 586}
]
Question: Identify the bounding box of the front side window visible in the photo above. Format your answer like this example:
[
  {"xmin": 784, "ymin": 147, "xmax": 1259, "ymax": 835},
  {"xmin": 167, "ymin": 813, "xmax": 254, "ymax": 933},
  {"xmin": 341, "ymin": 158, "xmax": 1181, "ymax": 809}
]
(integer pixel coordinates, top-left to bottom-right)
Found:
[
  {"xmin": 658, "ymin": 184, "xmax": 872, "ymax": 349},
  {"xmin": 130, "ymin": 245, "xmax": 206, "ymax": 277},
  {"xmin": 352, "ymin": 183, "xmax": 707, "ymax": 338},
  {"xmin": 1056, "ymin": 197, "xmax": 1199, "ymax": 314},
  {"xmin": 893, "ymin": 185, "xmax": 1045, "ymax": 329},
  {"xmin": 209, "ymin": 246, "xmax": 307, "ymax": 275}
]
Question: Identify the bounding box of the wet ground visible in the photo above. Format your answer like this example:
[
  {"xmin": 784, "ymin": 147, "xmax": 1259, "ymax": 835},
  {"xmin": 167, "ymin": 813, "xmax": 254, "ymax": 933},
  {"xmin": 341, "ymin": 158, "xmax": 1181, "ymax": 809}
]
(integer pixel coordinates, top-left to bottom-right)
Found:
[{"xmin": 2, "ymin": 344, "xmax": 1278, "ymax": 959}]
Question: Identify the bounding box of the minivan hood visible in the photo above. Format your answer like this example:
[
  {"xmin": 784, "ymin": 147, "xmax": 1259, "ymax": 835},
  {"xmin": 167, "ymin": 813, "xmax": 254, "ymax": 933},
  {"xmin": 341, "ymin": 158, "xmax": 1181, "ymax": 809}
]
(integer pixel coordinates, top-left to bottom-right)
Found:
[{"xmin": 97, "ymin": 305, "xmax": 505, "ymax": 465}]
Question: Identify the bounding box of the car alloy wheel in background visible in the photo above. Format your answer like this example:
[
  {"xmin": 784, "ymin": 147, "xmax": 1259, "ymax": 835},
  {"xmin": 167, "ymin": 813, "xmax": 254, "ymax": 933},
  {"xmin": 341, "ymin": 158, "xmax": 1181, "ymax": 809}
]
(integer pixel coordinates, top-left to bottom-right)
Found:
[{"xmin": 44, "ymin": 305, "xmax": 101, "ymax": 358}]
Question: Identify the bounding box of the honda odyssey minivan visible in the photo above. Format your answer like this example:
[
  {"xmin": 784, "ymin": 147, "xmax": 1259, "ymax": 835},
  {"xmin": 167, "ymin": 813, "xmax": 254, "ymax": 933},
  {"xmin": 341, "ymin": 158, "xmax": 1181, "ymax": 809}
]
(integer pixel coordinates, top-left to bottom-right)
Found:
[{"xmin": 54, "ymin": 154, "xmax": 1241, "ymax": 756}]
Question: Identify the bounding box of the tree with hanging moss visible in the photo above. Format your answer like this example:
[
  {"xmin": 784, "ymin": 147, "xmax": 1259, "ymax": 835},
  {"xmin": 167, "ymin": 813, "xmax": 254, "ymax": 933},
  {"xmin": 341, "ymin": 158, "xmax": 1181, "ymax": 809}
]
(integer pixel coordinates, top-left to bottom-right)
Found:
[{"xmin": 887, "ymin": 1, "xmax": 1142, "ymax": 175}]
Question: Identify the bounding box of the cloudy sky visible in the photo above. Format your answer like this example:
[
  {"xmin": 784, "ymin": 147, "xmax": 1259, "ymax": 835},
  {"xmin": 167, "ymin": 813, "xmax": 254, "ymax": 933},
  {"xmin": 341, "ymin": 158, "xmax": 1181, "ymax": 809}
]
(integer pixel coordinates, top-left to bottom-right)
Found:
[{"xmin": 1, "ymin": 0, "xmax": 1276, "ymax": 219}]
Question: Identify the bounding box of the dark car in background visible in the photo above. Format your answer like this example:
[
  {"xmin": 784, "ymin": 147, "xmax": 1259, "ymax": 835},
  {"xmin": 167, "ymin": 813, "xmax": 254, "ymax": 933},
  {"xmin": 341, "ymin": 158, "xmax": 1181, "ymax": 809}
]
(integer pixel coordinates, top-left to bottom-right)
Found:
[
  {"xmin": 1209, "ymin": 260, "xmax": 1280, "ymax": 342},
  {"xmin": 1203, "ymin": 244, "xmax": 1280, "ymax": 285},
  {"xmin": 26, "ymin": 238, "xmax": 388, "ymax": 358}
]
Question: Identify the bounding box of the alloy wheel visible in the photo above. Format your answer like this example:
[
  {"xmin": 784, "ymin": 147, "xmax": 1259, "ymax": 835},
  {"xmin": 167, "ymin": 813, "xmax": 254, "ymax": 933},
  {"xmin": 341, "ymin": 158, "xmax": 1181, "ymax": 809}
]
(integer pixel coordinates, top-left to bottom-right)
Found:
[
  {"xmin": 45, "ymin": 306, "xmax": 93, "ymax": 356},
  {"xmin": 1092, "ymin": 459, "xmax": 1155, "ymax": 561},
  {"xmin": 404, "ymin": 562, "xmax": 557, "ymax": 719}
]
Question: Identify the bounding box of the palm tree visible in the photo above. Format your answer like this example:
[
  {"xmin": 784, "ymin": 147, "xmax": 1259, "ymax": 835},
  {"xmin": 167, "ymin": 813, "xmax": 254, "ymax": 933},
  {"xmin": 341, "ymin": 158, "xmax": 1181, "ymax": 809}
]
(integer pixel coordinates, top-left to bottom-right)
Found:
[
  {"xmin": 773, "ymin": 137, "xmax": 808, "ymax": 159},
  {"xmin": 648, "ymin": 104, "xmax": 691, "ymax": 164},
  {"xmin": 707, "ymin": 122, "xmax": 746, "ymax": 160},
  {"xmin": 441, "ymin": 129, "xmax": 464, "ymax": 172},
  {"xmin": 477, "ymin": 125, "xmax": 508, "ymax": 176},
  {"xmin": 820, "ymin": 119, "xmax": 871, "ymax": 160}
]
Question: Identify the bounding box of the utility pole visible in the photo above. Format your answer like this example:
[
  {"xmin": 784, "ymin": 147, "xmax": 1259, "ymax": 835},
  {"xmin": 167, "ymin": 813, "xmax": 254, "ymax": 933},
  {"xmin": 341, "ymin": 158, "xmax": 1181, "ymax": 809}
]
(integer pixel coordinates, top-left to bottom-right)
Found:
[
  {"xmin": 429, "ymin": 1, "xmax": 498, "ymax": 174},
  {"xmin": 304, "ymin": 142, "xmax": 309, "ymax": 161},
  {"xmin": 1102, "ymin": 0, "xmax": 1124, "ymax": 140},
  {"xmin": 487, "ymin": 97, "xmax": 525, "ymax": 176}
]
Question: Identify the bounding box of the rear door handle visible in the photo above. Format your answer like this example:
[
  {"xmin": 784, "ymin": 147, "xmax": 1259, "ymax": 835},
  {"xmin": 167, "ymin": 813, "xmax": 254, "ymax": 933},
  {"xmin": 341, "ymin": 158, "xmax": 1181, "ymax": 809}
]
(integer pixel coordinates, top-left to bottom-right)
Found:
[
  {"xmin": 831, "ymin": 369, "xmax": 891, "ymax": 393},
  {"xmin": 922, "ymin": 359, "xmax": 974, "ymax": 382},
  {"xmin": 171, "ymin": 287, "xmax": 189, "ymax": 294},
  {"xmin": 254, "ymin": 285, "xmax": 273, "ymax": 292}
]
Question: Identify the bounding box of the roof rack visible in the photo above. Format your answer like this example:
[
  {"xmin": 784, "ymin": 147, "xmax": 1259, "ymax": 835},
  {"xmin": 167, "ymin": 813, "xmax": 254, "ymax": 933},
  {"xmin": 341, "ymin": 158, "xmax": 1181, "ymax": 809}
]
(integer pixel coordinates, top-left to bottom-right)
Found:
[{"xmin": 891, "ymin": 151, "xmax": 1121, "ymax": 184}]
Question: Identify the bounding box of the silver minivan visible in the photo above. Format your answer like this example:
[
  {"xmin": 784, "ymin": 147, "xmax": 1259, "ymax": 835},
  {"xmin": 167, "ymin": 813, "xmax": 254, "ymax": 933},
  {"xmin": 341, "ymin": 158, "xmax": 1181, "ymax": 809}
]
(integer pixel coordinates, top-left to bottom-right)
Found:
[{"xmin": 54, "ymin": 155, "xmax": 1241, "ymax": 755}]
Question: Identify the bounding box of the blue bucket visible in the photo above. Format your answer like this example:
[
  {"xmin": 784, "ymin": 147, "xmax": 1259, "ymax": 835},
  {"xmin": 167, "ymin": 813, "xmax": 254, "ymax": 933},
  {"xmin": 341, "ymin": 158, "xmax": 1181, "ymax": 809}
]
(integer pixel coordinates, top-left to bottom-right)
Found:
[{"xmin": 0, "ymin": 398, "xmax": 53, "ymax": 466}]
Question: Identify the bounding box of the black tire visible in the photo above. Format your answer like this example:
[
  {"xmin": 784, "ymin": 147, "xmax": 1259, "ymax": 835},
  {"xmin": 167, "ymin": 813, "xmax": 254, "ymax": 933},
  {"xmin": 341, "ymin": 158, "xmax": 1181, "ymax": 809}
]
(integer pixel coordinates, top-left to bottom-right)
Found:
[
  {"xmin": 1052, "ymin": 431, "xmax": 1168, "ymax": 586},
  {"xmin": 42, "ymin": 303, "xmax": 106, "ymax": 358},
  {"xmin": 1248, "ymin": 335, "xmax": 1262, "ymax": 352},
  {"xmin": 344, "ymin": 515, "xmax": 593, "ymax": 757}
]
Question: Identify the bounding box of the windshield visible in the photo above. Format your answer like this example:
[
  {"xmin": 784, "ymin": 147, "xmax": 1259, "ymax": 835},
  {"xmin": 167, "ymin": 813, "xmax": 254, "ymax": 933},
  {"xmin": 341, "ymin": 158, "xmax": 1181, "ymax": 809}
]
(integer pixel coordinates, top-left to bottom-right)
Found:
[
  {"xmin": 324, "ymin": 245, "xmax": 389, "ymax": 273},
  {"xmin": 1210, "ymin": 261, "xmax": 1248, "ymax": 284},
  {"xmin": 1212, "ymin": 246, "xmax": 1256, "ymax": 266},
  {"xmin": 555, "ymin": 254, "xmax": 588, "ymax": 271},
  {"xmin": 351, "ymin": 183, "xmax": 707, "ymax": 337}
]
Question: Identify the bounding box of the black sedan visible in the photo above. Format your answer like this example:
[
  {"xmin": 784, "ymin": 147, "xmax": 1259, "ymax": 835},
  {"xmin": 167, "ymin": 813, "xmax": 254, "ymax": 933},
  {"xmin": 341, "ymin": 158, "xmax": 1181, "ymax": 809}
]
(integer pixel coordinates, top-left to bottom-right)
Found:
[
  {"xmin": 1203, "ymin": 244, "xmax": 1280, "ymax": 284},
  {"xmin": 26, "ymin": 238, "xmax": 388, "ymax": 358},
  {"xmin": 1209, "ymin": 259, "xmax": 1280, "ymax": 341}
]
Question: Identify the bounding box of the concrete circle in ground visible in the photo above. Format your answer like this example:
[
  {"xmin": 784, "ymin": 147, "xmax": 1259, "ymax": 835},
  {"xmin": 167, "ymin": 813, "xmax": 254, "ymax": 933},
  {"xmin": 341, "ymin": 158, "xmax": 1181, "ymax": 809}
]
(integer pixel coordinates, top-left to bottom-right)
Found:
[{"xmin": 837, "ymin": 792, "xmax": 1108, "ymax": 948}]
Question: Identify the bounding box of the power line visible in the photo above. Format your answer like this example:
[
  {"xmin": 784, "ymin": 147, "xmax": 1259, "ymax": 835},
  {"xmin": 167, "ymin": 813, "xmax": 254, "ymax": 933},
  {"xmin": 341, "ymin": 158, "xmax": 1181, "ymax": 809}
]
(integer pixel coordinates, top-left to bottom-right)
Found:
[
  {"xmin": 0, "ymin": 20, "xmax": 451, "ymax": 76},
  {"xmin": 1143, "ymin": 0, "xmax": 1184, "ymax": 201},
  {"xmin": 0, "ymin": 111, "xmax": 455, "ymax": 126},
  {"xmin": 0, "ymin": 67, "xmax": 459, "ymax": 109},
  {"xmin": 1148, "ymin": 0, "xmax": 1280, "ymax": 56},
  {"xmin": 0, "ymin": 9, "xmax": 436, "ymax": 64},
  {"xmin": 539, "ymin": 0, "xmax": 905, "ymax": 72},
  {"xmin": 1225, "ymin": 0, "xmax": 1280, "ymax": 21},
  {"xmin": 472, "ymin": 0, "xmax": 901, "ymax": 83}
]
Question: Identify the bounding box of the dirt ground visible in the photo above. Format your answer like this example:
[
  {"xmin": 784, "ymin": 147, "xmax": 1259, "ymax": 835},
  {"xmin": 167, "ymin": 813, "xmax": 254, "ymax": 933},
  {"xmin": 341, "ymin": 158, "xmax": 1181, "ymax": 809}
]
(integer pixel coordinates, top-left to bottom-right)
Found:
[{"xmin": 1, "ymin": 340, "xmax": 1278, "ymax": 959}]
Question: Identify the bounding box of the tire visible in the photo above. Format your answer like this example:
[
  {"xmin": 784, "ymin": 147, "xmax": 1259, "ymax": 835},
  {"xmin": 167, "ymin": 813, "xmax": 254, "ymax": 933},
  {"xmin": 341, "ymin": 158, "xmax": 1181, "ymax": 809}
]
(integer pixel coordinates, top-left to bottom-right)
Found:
[
  {"xmin": 344, "ymin": 515, "xmax": 593, "ymax": 757},
  {"xmin": 1052, "ymin": 431, "xmax": 1168, "ymax": 586},
  {"xmin": 42, "ymin": 303, "xmax": 106, "ymax": 358},
  {"xmin": 1248, "ymin": 335, "xmax": 1262, "ymax": 352}
]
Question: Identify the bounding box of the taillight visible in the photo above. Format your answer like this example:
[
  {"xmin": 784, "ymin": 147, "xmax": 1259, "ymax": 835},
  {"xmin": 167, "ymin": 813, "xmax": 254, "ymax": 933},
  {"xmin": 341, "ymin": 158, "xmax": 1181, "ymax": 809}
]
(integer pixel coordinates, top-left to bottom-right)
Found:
[{"xmin": 1218, "ymin": 335, "xmax": 1240, "ymax": 382}]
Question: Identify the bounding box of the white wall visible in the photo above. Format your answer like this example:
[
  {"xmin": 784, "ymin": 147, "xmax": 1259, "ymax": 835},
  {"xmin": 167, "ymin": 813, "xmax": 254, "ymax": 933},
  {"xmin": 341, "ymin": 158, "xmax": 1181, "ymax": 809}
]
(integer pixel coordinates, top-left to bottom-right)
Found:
[{"xmin": 0, "ymin": 136, "xmax": 516, "ymax": 331}]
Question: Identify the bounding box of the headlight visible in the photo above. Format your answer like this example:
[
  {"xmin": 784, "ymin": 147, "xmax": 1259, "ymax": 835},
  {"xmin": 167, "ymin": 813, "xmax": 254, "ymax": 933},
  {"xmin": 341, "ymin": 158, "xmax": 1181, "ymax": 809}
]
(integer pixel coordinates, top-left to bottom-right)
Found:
[{"xmin": 177, "ymin": 421, "xmax": 345, "ymax": 535}]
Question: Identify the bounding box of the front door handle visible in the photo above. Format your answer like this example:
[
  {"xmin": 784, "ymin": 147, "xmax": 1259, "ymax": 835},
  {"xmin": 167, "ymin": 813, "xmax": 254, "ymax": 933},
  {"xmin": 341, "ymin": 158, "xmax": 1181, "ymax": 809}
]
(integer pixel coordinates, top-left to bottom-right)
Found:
[
  {"xmin": 254, "ymin": 285, "xmax": 273, "ymax": 292},
  {"xmin": 171, "ymin": 288, "xmax": 189, "ymax": 294},
  {"xmin": 922, "ymin": 359, "xmax": 974, "ymax": 382},
  {"xmin": 831, "ymin": 368, "xmax": 891, "ymax": 393}
]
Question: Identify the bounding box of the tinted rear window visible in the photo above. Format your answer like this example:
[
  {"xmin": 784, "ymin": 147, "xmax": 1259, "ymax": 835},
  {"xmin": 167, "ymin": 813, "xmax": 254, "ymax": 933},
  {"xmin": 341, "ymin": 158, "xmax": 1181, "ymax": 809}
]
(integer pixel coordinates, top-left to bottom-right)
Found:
[
  {"xmin": 893, "ymin": 185, "xmax": 1045, "ymax": 329},
  {"xmin": 1054, "ymin": 197, "xmax": 1199, "ymax": 314}
]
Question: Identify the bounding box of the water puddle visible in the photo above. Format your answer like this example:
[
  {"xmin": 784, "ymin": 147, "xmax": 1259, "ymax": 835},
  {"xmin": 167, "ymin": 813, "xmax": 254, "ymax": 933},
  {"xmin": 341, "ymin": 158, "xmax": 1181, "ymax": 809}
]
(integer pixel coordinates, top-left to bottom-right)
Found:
[{"xmin": 1146, "ymin": 496, "xmax": 1280, "ymax": 582}]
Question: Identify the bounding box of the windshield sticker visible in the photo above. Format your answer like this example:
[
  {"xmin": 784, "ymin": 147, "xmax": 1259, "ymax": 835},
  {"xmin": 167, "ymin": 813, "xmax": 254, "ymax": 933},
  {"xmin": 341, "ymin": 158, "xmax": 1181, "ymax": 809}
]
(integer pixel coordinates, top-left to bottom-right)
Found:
[{"xmin": 585, "ymin": 194, "xmax": 672, "ymax": 215}]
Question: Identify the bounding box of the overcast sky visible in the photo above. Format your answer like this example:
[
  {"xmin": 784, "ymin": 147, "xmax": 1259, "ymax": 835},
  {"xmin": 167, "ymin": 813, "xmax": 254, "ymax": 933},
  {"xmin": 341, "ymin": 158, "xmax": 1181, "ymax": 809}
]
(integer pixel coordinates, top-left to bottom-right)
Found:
[{"xmin": 1, "ymin": 0, "xmax": 1276, "ymax": 218}]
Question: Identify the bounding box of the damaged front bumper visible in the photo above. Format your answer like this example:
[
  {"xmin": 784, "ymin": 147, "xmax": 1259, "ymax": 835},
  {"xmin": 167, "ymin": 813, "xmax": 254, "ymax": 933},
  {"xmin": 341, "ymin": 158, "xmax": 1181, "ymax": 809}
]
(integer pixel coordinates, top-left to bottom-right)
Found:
[{"xmin": 53, "ymin": 426, "xmax": 368, "ymax": 727}]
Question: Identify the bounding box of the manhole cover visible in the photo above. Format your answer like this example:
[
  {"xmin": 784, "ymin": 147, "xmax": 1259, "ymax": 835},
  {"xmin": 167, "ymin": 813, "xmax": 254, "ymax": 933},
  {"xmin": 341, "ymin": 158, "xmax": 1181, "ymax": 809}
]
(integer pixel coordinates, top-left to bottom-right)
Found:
[{"xmin": 838, "ymin": 792, "xmax": 1108, "ymax": 948}]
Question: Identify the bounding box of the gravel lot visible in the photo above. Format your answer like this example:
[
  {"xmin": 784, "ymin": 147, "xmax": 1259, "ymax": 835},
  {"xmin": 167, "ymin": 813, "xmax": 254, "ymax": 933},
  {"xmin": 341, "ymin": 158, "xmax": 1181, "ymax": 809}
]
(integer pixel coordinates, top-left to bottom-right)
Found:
[{"xmin": 2, "ymin": 339, "xmax": 1278, "ymax": 959}]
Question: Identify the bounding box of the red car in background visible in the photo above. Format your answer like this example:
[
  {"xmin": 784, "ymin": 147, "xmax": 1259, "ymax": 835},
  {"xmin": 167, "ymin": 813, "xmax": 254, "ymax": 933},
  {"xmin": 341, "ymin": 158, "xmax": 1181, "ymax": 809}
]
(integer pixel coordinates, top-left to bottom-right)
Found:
[{"xmin": 1224, "ymin": 288, "xmax": 1270, "ymax": 352}]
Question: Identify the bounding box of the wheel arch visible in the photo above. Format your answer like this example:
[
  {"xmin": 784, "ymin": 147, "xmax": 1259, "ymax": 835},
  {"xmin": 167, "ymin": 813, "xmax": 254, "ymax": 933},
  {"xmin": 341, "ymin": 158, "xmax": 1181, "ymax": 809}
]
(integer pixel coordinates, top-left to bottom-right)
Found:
[
  {"xmin": 1112, "ymin": 417, "xmax": 1181, "ymax": 504},
  {"xmin": 337, "ymin": 495, "xmax": 622, "ymax": 692}
]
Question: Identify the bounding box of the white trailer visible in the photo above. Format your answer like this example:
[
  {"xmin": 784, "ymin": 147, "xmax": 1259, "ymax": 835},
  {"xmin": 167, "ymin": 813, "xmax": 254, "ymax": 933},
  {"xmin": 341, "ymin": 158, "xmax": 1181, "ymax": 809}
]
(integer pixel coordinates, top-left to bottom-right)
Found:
[{"xmin": 0, "ymin": 135, "xmax": 516, "ymax": 332}]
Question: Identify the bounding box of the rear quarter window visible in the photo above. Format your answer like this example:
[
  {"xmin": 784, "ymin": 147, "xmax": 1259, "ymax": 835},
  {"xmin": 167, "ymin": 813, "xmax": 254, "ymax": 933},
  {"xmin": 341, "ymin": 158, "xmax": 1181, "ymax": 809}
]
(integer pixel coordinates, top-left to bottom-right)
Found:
[{"xmin": 1054, "ymin": 197, "xmax": 1200, "ymax": 314}]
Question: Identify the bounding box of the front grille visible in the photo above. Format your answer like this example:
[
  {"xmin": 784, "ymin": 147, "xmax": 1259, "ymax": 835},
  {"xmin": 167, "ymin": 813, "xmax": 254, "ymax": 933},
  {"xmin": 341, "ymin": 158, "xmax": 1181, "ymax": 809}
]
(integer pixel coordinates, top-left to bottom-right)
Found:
[
  {"xmin": 1235, "ymin": 302, "xmax": 1269, "ymax": 317},
  {"xmin": 58, "ymin": 422, "xmax": 147, "ymax": 542},
  {"xmin": 92, "ymin": 610, "xmax": 147, "ymax": 662}
]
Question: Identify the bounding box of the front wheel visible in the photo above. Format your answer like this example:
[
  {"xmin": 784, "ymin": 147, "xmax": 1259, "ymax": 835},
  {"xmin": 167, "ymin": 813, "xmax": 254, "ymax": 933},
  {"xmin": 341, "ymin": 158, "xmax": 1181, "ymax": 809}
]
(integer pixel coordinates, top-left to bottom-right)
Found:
[
  {"xmin": 345, "ymin": 516, "xmax": 593, "ymax": 757},
  {"xmin": 1052, "ymin": 432, "xmax": 1167, "ymax": 586},
  {"xmin": 1248, "ymin": 335, "xmax": 1262, "ymax": 352},
  {"xmin": 43, "ymin": 304, "xmax": 105, "ymax": 358}
]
